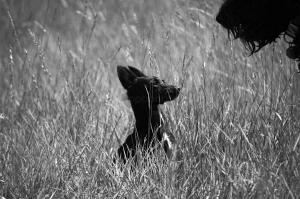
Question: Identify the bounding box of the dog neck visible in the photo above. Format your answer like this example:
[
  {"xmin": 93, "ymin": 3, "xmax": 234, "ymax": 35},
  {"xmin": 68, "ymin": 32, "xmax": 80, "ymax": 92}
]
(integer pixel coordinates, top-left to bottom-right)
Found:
[{"xmin": 130, "ymin": 102, "xmax": 162, "ymax": 140}]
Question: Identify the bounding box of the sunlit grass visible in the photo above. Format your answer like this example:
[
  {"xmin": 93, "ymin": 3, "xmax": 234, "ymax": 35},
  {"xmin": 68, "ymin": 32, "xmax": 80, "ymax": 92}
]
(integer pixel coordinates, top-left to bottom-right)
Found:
[{"xmin": 0, "ymin": 0, "xmax": 299, "ymax": 198}]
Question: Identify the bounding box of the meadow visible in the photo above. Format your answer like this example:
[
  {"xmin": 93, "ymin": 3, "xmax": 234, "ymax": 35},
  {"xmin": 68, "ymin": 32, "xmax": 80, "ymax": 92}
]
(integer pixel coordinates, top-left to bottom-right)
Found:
[{"xmin": 0, "ymin": 0, "xmax": 300, "ymax": 198}]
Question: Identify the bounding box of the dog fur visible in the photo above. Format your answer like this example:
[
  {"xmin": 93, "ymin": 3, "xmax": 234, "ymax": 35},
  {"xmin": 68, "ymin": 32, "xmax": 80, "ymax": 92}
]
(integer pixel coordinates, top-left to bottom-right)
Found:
[
  {"xmin": 116, "ymin": 65, "xmax": 180, "ymax": 164},
  {"xmin": 216, "ymin": 0, "xmax": 300, "ymax": 60}
]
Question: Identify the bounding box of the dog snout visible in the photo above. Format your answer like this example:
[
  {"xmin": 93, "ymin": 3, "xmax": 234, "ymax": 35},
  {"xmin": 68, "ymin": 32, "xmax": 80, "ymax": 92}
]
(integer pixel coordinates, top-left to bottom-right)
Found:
[{"xmin": 168, "ymin": 86, "xmax": 180, "ymax": 98}]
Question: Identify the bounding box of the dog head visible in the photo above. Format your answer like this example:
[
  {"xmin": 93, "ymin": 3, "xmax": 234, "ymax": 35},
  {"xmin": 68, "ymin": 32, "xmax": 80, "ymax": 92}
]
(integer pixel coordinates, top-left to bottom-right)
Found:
[
  {"xmin": 216, "ymin": 0, "xmax": 299, "ymax": 55},
  {"xmin": 117, "ymin": 65, "xmax": 180, "ymax": 105}
]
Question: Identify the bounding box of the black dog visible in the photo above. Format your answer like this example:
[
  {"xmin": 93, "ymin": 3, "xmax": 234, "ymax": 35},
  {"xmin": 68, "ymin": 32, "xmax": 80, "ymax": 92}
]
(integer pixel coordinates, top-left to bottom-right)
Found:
[
  {"xmin": 116, "ymin": 66, "xmax": 180, "ymax": 164},
  {"xmin": 216, "ymin": 0, "xmax": 300, "ymax": 62}
]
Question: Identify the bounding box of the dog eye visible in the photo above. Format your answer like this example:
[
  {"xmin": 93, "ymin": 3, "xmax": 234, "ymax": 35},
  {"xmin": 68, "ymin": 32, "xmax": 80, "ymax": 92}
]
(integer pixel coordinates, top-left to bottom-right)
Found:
[{"xmin": 154, "ymin": 77, "xmax": 162, "ymax": 84}]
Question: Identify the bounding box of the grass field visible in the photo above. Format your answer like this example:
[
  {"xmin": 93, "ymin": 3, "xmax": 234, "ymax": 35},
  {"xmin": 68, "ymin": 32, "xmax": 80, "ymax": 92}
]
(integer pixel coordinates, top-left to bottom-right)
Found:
[{"xmin": 0, "ymin": 0, "xmax": 300, "ymax": 198}]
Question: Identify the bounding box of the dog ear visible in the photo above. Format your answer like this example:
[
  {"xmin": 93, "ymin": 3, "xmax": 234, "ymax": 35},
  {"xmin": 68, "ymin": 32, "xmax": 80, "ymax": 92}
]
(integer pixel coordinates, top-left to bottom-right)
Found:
[
  {"xmin": 127, "ymin": 66, "xmax": 146, "ymax": 77},
  {"xmin": 117, "ymin": 65, "xmax": 137, "ymax": 89}
]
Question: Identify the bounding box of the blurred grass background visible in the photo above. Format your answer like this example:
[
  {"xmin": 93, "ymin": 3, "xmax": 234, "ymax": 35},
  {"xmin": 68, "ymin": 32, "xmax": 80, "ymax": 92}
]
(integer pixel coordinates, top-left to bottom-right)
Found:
[{"xmin": 0, "ymin": 0, "xmax": 300, "ymax": 198}]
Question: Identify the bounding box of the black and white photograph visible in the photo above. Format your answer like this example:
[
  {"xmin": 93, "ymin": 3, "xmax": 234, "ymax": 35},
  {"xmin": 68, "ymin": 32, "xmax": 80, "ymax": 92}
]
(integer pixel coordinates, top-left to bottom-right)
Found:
[{"xmin": 0, "ymin": 0, "xmax": 300, "ymax": 198}]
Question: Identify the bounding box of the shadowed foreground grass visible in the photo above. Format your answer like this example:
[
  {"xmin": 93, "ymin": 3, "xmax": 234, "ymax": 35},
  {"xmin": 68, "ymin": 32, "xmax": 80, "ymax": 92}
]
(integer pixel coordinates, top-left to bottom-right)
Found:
[{"xmin": 0, "ymin": 0, "xmax": 300, "ymax": 198}]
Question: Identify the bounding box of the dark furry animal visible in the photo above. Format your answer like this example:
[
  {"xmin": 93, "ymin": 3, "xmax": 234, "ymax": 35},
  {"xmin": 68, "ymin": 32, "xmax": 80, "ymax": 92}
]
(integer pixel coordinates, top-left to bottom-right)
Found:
[
  {"xmin": 116, "ymin": 65, "xmax": 180, "ymax": 164},
  {"xmin": 216, "ymin": 0, "xmax": 300, "ymax": 62}
]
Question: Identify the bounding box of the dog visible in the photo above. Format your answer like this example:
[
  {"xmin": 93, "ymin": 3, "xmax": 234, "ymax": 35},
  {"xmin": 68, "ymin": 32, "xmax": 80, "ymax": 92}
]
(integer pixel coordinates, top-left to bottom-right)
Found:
[
  {"xmin": 216, "ymin": 0, "xmax": 300, "ymax": 65},
  {"xmin": 116, "ymin": 65, "xmax": 180, "ymax": 164}
]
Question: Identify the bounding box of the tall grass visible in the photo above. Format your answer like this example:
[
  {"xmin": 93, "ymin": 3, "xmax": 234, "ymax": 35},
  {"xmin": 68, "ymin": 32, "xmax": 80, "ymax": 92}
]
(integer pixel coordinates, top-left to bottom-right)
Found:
[{"xmin": 0, "ymin": 0, "xmax": 300, "ymax": 198}]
